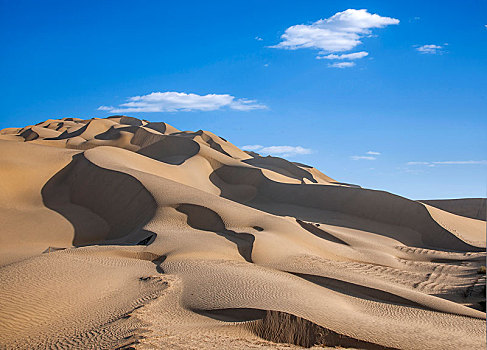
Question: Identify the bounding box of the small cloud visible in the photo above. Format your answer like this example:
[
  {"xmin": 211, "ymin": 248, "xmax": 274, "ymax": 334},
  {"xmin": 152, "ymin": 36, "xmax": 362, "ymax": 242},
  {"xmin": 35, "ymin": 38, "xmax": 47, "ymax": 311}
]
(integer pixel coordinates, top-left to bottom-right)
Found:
[
  {"xmin": 241, "ymin": 145, "xmax": 312, "ymax": 157},
  {"xmin": 351, "ymin": 155, "xmax": 376, "ymax": 160},
  {"xmin": 240, "ymin": 145, "xmax": 263, "ymax": 151},
  {"xmin": 351, "ymin": 150, "xmax": 381, "ymax": 160},
  {"xmin": 329, "ymin": 62, "xmax": 355, "ymax": 68},
  {"xmin": 407, "ymin": 161, "xmax": 436, "ymax": 168},
  {"xmin": 317, "ymin": 51, "xmax": 369, "ymax": 60},
  {"xmin": 228, "ymin": 98, "xmax": 268, "ymax": 111},
  {"xmin": 402, "ymin": 168, "xmax": 426, "ymax": 175},
  {"xmin": 407, "ymin": 161, "xmax": 430, "ymax": 165},
  {"xmin": 98, "ymin": 92, "xmax": 267, "ymax": 113},
  {"xmin": 407, "ymin": 160, "xmax": 487, "ymax": 166},
  {"xmin": 255, "ymin": 36, "xmax": 263, "ymax": 41},
  {"xmin": 416, "ymin": 44, "xmax": 444, "ymax": 54},
  {"xmin": 264, "ymin": 63, "xmax": 269, "ymax": 67},
  {"xmin": 433, "ymin": 160, "xmax": 487, "ymax": 165}
]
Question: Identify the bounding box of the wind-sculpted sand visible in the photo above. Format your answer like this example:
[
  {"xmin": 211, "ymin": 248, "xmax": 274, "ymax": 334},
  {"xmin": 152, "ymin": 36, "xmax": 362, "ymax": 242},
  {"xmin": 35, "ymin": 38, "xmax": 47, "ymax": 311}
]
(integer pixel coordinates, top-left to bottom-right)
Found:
[{"xmin": 0, "ymin": 116, "xmax": 485, "ymax": 350}]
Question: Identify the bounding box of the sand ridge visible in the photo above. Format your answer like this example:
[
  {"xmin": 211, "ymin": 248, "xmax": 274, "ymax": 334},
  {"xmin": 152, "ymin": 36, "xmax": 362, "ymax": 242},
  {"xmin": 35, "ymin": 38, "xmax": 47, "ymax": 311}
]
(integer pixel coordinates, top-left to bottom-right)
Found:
[{"xmin": 0, "ymin": 116, "xmax": 485, "ymax": 349}]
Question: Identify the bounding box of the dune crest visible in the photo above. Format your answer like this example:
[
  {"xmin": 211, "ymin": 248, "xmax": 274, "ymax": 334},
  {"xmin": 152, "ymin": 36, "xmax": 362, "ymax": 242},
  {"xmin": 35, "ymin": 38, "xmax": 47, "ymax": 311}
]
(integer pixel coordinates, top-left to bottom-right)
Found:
[{"xmin": 0, "ymin": 116, "xmax": 485, "ymax": 350}]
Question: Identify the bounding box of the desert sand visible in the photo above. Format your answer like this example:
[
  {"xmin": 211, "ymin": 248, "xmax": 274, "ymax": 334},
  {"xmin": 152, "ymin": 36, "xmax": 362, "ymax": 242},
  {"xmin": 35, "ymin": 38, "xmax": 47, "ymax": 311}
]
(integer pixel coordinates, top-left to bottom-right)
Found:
[{"xmin": 0, "ymin": 116, "xmax": 485, "ymax": 350}]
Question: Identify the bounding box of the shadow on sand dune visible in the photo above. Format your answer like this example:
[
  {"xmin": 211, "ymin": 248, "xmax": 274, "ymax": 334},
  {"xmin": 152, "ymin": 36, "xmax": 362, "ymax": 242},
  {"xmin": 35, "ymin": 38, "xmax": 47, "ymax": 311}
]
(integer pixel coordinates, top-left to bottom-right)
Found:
[
  {"xmin": 243, "ymin": 156, "xmax": 318, "ymax": 184},
  {"xmin": 193, "ymin": 308, "xmax": 395, "ymax": 349},
  {"xmin": 295, "ymin": 219, "xmax": 349, "ymax": 246},
  {"xmin": 176, "ymin": 203, "xmax": 255, "ymax": 263},
  {"xmin": 41, "ymin": 153, "xmax": 158, "ymax": 246},
  {"xmin": 209, "ymin": 165, "xmax": 484, "ymax": 253},
  {"xmin": 136, "ymin": 136, "xmax": 200, "ymax": 165}
]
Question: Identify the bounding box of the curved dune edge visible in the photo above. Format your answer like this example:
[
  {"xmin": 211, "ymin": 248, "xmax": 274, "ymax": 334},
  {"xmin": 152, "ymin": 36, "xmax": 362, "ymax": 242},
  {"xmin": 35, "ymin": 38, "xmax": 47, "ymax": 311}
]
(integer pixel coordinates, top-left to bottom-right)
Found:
[
  {"xmin": 422, "ymin": 203, "xmax": 486, "ymax": 247},
  {"xmin": 421, "ymin": 198, "xmax": 486, "ymax": 221},
  {"xmin": 0, "ymin": 116, "xmax": 485, "ymax": 350}
]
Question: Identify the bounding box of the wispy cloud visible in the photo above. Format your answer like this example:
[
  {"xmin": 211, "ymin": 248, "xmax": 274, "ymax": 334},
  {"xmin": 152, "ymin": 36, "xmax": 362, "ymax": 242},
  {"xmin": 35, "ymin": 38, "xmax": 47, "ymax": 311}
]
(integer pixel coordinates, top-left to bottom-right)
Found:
[
  {"xmin": 241, "ymin": 145, "xmax": 263, "ymax": 151},
  {"xmin": 351, "ymin": 150, "xmax": 381, "ymax": 160},
  {"xmin": 329, "ymin": 62, "xmax": 356, "ymax": 68},
  {"xmin": 255, "ymin": 36, "xmax": 263, "ymax": 41},
  {"xmin": 407, "ymin": 160, "xmax": 487, "ymax": 166},
  {"xmin": 98, "ymin": 92, "xmax": 267, "ymax": 113},
  {"xmin": 351, "ymin": 155, "xmax": 376, "ymax": 160},
  {"xmin": 407, "ymin": 161, "xmax": 431, "ymax": 165},
  {"xmin": 241, "ymin": 145, "xmax": 312, "ymax": 158},
  {"xmin": 416, "ymin": 44, "xmax": 444, "ymax": 54},
  {"xmin": 317, "ymin": 51, "xmax": 369, "ymax": 60},
  {"xmin": 270, "ymin": 9, "xmax": 398, "ymax": 67}
]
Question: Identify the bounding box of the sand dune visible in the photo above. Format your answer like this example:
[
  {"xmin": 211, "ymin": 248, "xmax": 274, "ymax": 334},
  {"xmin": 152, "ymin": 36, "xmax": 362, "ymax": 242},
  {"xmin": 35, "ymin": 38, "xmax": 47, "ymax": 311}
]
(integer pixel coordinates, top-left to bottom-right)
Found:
[
  {"xmin": 0, "ymin": 116, "xmax": 485, "ymax": 350},
  {"xmin": 421, "ymin": 198, "xmax": 487, "ymax": 221}
]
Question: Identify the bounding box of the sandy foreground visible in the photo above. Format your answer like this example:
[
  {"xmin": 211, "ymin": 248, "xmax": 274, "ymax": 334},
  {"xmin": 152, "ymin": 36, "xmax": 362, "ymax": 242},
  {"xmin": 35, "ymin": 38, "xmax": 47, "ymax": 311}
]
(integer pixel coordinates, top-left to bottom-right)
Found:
[{"xmin": 0, "ymin": 116, "xmax": 485, "ymax": 350}]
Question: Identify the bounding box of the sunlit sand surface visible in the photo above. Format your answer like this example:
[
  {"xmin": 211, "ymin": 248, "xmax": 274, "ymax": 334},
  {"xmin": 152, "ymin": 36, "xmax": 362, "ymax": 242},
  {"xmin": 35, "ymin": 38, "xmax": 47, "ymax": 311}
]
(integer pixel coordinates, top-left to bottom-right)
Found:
[{"xmin": 0, "ymin": 116, "xmax": 485, "ymax": 349}]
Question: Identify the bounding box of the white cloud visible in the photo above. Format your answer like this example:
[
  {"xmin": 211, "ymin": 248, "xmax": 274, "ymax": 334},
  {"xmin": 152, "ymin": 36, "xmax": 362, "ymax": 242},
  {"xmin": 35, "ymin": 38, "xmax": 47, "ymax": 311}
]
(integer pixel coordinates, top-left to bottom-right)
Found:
[
  {"xmin": 228, "ymin": 98, "xmax": 268, "ymax": 111},
  {"xmin": 416, "ymin": 44, "xmax": 443, "ymax": 54},
  {"xmin": 407, "ymin": 161, "xmax": 430, "ymax": 165},
  {"xmin": 351, "ymin": 150, "xmax": 381, "ymax": 160},
  {"xmin": 329, "ymin": 62, "xmax": 356, "ymax": 68},
  {"xmin": 434, "ymin": 160, "xmax": 487, "ymax": 165},
  {"xmin": 317, "ymin": 51, "xmax": 369, "ymax": 60},
  {"xmin": 351, "ymin": 155, "xmax": 376, "ymax": 160},
  {"xmin": 241, "ymin": 145, "xmax": 263, "ymax": 151},
  {"xmin": 98, "ymin": 92, "xmax": 267, "ymax": 113},
  {"xmin": 241, "ymin": 145, "xmax": 312, "ymax": 157},
  {"xmin": 408, "ymin": 160, "xmax": 487, "ymax": 166},
  {"xmin": 271, "ymin": 9, "xmax": 399, "ymax": 57},
  {"xmin": 255, "ymin": 36, "xmax": 263, "ymax": 41}
]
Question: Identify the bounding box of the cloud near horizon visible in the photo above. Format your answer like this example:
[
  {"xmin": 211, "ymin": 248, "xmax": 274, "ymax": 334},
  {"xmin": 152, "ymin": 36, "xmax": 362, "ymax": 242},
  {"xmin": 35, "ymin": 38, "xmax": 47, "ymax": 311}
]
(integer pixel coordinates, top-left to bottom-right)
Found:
[
  {"xmin": 270, "ymin": 9, "xmax": 398, "ymax": 67},
  {"xmin": 408, "ymin": 160, "xmax": 487, "ymax": 166},
  {"xmin": 241, "ymin": 145, "xmax": 312, "ymax": 158},
  {"xmin": 98, "ymin": 92, "xmax": 267, "ymax": 113}
]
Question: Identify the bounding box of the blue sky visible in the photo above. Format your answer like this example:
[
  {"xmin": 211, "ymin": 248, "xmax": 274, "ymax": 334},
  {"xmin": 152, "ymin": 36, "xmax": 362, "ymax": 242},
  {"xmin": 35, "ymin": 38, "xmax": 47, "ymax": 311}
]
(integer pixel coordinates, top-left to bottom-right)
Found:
[{"xmin": 1, "ymin": 0, "xmax": 486, "ymax": 199}]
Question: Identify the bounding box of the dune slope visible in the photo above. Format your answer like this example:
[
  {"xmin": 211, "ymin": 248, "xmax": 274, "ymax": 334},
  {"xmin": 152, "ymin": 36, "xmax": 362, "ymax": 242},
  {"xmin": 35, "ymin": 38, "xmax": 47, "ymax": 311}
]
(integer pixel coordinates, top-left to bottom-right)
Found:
[{"xmin": 0, "ymin": 116, "xmax": 485, "ymax": 350}]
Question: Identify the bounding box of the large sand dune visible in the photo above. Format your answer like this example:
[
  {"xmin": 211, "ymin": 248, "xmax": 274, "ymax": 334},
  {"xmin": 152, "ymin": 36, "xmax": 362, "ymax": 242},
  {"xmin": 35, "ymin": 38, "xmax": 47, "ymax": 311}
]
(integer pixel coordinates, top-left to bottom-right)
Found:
[{"xmin": 0, "ymin": 116, "xmax": 485, "ymax": 349}]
